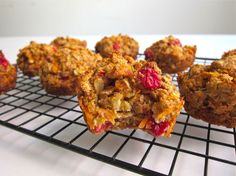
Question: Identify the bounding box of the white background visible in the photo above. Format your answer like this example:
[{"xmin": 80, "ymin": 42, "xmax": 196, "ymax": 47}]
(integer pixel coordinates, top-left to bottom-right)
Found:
[{"xmin": 0, "ymin": 0, "xmax": 236, "ymax": 36}]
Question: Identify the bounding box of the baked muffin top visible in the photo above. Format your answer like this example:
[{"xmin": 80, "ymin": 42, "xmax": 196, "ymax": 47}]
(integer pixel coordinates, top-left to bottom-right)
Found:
[
  {"xmin": 221, "ymin": 49, "xmax": 236, "ymax": 59},
  {"xmin": 95, "ymin": 34, "xmax": 139, "ymax": 58},
  {"xmin": 211, "ymin": 54, "xmax": 236, "ymax": 78},
  {"xmin": 144, "ymin": 35, "xmax": 197, "ymax": 73},
  {"xmin": 17, "ymin": 41, "xmax": 54, "ymax": 76},
  {"xmin": 178, "ymin": 55, "xmax": 236, "ymax": 120},
  {"xmin": 40, "ymin": 47, "xmax": 102, "ymax": 79},
  {"xmin": 79, "ymin": 53, "xmax": 183, "ymax": 136},
  {"xmin": 145, "ymin": 35, "xmax": 195, "ymax": 57},
  {"xmin": 0, "ymin": 50, "xmax": 17, "ymax": 94},
  {"xmin": 0, "ymin": 50, "xmax": 15, "ymax": 73},
  {"xmin": 50, "ymin": 37, "xmax": 87, "ymax": 50}
]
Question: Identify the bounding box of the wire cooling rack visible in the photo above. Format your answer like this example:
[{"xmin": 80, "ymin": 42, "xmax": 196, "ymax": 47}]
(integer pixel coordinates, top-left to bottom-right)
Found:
[{"xmin": 0, "ymin": 56, "xmax": 235, "ymax": 176}]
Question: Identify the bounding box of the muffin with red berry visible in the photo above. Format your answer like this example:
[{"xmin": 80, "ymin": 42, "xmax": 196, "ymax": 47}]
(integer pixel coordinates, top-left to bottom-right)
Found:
[
  {"xmin": 78, "ymin": 53, "xmax": 184, "ymax": 137},
  {"xmin": 95, "ymin": 34, "xmax": 139, "ymax": 59},
  {"xmin": 0, "ymin": 51, "xmax": 17, "ymax": 94},
  {"xmin": 50, "ymin": 36, "xmax": 87, "ymax": 50},
  {"xmin": 17, "ymin": 41, "xmax": 55, "ymax": 77},
  {"xmin": 39, "ymin": 47, "xmax": 102, "ymax": 96},
  {"xmin": 178, "ymin": 51, "xmax": 236, "ymax": 128},
  {"xmin": 145, "ymin": 35, "xmax": 197, "ymax": 74}
]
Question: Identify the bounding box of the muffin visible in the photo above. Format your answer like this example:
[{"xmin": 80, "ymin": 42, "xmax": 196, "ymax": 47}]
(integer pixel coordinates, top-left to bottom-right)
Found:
[
  {"xmin": 50, "ymin": 36, "xmax": 87, "ymax": 50},
  {"xmin": 95, "ymin": 34, "xmax": 139, "ymax": 59},
  {"xmin": 0, "ymin": 51, "xmax": 17, "ymax": 94},
  {"xmin": 177, "ymin": 54, "xmax": 236, "ymax": 128},
  {"xmin": 39, "ymin": 47, "xmax": 102, "ymax": 96},
  {"xmin": 221, "ymin": 48, "xmax": 236, "ymax": 59},
  {"xmin": 17, "ymin": 41, "xmax": 54, "ymax": 77},
  {"xmin": 78, "ymin": 53, "xmax": 184, "ymax": 137},
  {"xmin": 144, "ymin": 35, "xmax": 197, "ymax": 74}
]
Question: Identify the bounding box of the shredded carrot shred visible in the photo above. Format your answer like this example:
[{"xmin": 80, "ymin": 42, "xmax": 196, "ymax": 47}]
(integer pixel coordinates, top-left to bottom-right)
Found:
[{"xmin": 138, "ymin": 117, "xmax": 149, "ymax": 128}]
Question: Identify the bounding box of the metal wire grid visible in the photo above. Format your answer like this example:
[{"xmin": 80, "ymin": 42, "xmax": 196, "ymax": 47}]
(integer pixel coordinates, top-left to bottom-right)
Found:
[{"xmin": 0, "ymin": 57, "xmax": 235, "ymax": 176}]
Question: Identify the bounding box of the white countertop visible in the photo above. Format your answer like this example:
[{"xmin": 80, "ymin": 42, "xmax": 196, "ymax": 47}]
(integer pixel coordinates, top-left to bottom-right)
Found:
[{"xmin": 0, "ymin": 35, "xmax": 236, "ymax": 176}]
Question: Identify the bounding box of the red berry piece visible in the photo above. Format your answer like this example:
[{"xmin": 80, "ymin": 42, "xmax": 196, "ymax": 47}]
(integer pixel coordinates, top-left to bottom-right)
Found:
[
  {"xmin": 98, "ymin": 70, "xmax": 105, "ymax": 77},
  {"xmin": 151, "ymin": 121, "xmax": 169, "ymax": 136},
  {"xmin": 94, "ymin": 121, "xmax": 113, "ymax": 133},
  {"xmin": 52, "ymin": 46, "xmax": 57, "ymax": 52},
  {"xmin": 61, "ymin": 76, "xmax": 69, "ymax": 81},
  {"xmin": 144, "ymin": 48, "xmax": 154, "ymax": 59},
  {"xmin": 112, "ymin": 42, "xmax": 120, "ymax": 50},
  {"xmin": 0, "ymin": 51, "xmax": 9, "ymax": 68},
  {"xmin": 144, "ymin": 118, "xmax": 169, "ymax": 137},
  {"xmin": 145, "ymin": 118, "xmax": 156, "ymax": 129},
  {"xmin": 138, "ymin": 67, "xmax": 161, "ymax": 90},
  {"xmin": 168, "ymin": 39, "xmax": 182, "ymax": 47}
]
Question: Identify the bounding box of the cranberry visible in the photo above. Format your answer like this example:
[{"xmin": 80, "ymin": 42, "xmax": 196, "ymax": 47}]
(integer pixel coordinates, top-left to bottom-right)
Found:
[
  {"xmin": 168, "ymin": 39, "xmax": 182, "ymax": 47},
  {"xmin": 145, "ymin": 118, "xmax": 156, "ymax": 129},
  {"xmin": 138, "ymin": 67, "xmax": 161, "ymax": 90},
  {"xmin": 112, "ymin": 42, "xmax": 120, "ymax": 50},
  {"xmin": 144, "ymin": 118, "xmax": 169, "ymax": 137},
  {"xmin": 98, "ymin": 70, "xmax": 105, "ymax": 77},
  {"xmin": 61, "ymin": 76, "xmax": 69, "ymax": 81},
  {"xmin": 94, "ymin": 121, "xmax": 113, "ymax": 133},
  {"xmin": 144, "ymin": 48, "xmax": 154, "ymax": 59},
  {"xmin": 52, "ymin": 46, "xmax": 57, "ymax": 52},
  {"xmin": 151, "ymin": 121, "xmax": 169, "ymax": 136},
  {"xmin": 0, "ymin": 51, "xmax": 9, "ymax": 68},
  {"xmin": 142, "ymin": 108, "xmax": 152, "ymax": 114}
]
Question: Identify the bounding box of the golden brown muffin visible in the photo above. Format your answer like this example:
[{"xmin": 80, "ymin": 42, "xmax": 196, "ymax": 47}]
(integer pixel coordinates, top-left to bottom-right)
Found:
[
  {"xmin": 78, "ymin": 54, "xmax": 184, "ymax": 137},
  {"xmin": 39, "ymin": 47, "xmax": 102, "ymax": 96},
  {"xmin": 95, "ymin": 34, "xmax": 139, "ymax": 59},
  {"xmin": 145, "ymin": 35, "xmax": 197, "ymax": 74},
  {"xmin": 0, "ymin": 51, "xmax": 17, "ymax": 94},
  {"xmin": 50, "ymin": 36, "xmax": 87, "ymax": 50},
  {"xmin": 17, "ymin": 41, "xmax": 54, "ymax": 77},
  {"xmin": 221, "ymin": 48, "xmax": 236, "ymax": 59},
  {"xmin": 177, "ymin": 54, "xmax": 236, "ymax": 128}
]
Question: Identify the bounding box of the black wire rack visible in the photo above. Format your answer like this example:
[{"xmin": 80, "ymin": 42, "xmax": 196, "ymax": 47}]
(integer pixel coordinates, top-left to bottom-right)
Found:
[{"xmin": 0, "ymin": 56, "xmax": 235, "ymax": 176}]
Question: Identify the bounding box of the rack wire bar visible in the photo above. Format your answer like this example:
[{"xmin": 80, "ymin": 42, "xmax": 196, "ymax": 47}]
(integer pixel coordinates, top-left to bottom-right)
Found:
[{"xmin": 0, "ymin": 56, "xmax": 235, "ymax": 176}]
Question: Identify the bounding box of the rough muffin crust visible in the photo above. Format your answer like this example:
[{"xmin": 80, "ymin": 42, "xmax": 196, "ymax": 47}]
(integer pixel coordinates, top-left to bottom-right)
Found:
[
  {"xmin": 0, "ymin": 51, "xmax": 17, "ymax": 94},
  {"xmin": 178, "ymin": 54, "xmax": 236, "ymax": 128},
  {"xmin": 50, "ymin": 36, "xmax": 87, "ymax": 50},
  {"xmin": 78, "ymin": 54, "xmax": 184, "ymax": 137},
  {"xmin": 221, "ymin": 48, "xmax": 236, "ymax": 59},
  {"xmin": 95, "ymin": 34, "xmax": 139, "ymax": 59},
  {"xmin": 17, "ymin": 41, "xmax": 54, "ymax": 77},
  {"xmin": 39, "ymin": 47, "xmax": 102, "ymax": 96},
  {"xmin": 144, "ymin": 35, "xmax": 196, "ymax": 74}
]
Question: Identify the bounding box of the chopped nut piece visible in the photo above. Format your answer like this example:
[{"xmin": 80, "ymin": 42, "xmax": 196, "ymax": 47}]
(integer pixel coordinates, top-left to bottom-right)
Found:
[{"xmin": 94, "ymin": 78, "xmax": 104, "ymax": 93}]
